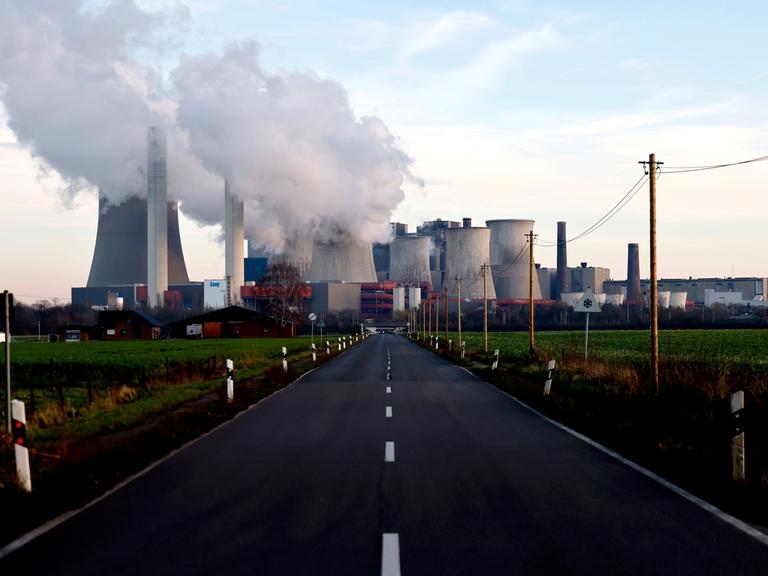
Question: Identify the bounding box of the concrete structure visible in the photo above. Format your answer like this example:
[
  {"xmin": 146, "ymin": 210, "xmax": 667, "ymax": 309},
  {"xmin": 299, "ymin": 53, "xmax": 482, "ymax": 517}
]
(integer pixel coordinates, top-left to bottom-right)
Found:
[
  {"xmin": 274, "ymin": 237, "xmax": 313, "ymax": 281},
  {"xmin": 310, "ymin": 283, "xmax": 361, "ymax": 314},
  {"xmin": 445, "ymin": 227, "xmax": 496, "ymax": 300},
  {"xmin": 72, "ymin": 283, "xmax": 203, "ymax": 310},
  {"xmin": 561, "ymin": 292, "xmax": 583, "ymax": 307},
  {"xmin": 373, "ymin": 223, "xmax": 410, "ymax": 282},
  {"xmin": 569, "ymin": 263, "xmax": 611, "ymax": 294},
  {"xmin": 389, "ymin": 236, "xmax": 432, "ymax": 285},
  {"xmin": 486, "ymin": 219, "xmax": 540, "ymax": 300},
  {"xmin": 669, "ymin": 292, "xmax": 688, "ymax": 309},
  {"xmin": 555, "ymin": 221, "xmax": 568, "ymax": 300},
  {"xmin": 147, "ymin": 126, "xmax": 168, "ymax": 308},
  {"xmin": 308, "ymin": 237, "xmax": 377, "ymax": 283},
  {"xmin": 224, "ymin": 181, "xmax": 245, "ymax": 305},
  {"xmin": 407, "ymin": 286, "xmax": 422, "ymax": 310},
  {"xmin": 627, "ymin": 243, "xmax": 641, "ymax": 301},
  {"xmin": 536, "ymin": 266, "xmax": 556, "ymax": 300},
  {"xmin": 416, "ymin": 219, "xmax": 461, "ymax": 291},
  {"xmin": 393, "ymin": 286, "xmax": 406, "ymax": 312},
  {"xmin": 87, "ymin": 193, "xmax": 189, "ymax": 288},
  {"xmin": 605, "ymin": 293, "xmax": 625, "ymax": 306},
  {"xmin": 705, "ymin": 289, "xmax": 743, "ymax": 307},
  {"xmin": 605, "ymin": 277, "xmax": 767, "ymax": 306}
]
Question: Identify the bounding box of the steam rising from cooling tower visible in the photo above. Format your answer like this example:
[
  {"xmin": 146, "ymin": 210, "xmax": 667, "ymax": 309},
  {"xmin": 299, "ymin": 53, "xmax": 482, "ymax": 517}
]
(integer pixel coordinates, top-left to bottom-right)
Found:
[
  {"xmin": 445, "ymin": 228, "xmax": 496, "ymax": 300},
  {"xmin": 272, "ymin": 237, "xmax": 314, "ymax": 282},
  {"xmin": 0, "ymin": 2, "xmax": 417, "ymax": 258},
  {"xmin": 389, "ymin": 237, "xmax": 432, "ymax": 285},
  {"xmin": 308, "ymin": 237, "xmax": 378, "ymax": 284},
  {"xmin": 486, "ymin": 220, "xmax": 541, "ymax": 300}
]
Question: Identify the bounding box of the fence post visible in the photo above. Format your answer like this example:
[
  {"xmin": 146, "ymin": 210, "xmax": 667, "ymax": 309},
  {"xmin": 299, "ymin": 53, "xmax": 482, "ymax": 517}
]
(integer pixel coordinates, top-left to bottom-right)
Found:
[
  {"xmin": 281, "ymin": 347, "xmax": 288, "ymax": 373},
  {"xmin": 731, "ymin": 390, "xmax": 746, "ymax": 482},
  {"xmin": 544, "ymin": 359, "xmax": 556, "ymax": 396},
  {"xmin": 12, "ymin": 399, "xmax": 31, "ymax": 492},
  {"xmin": 226, "ymin": 359, "xmax": 234, "ymax": 403}
]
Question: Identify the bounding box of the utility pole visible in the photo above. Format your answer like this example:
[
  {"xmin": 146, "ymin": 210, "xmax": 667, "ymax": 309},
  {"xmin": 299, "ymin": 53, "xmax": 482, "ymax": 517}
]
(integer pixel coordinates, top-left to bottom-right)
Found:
[
  {"xmin": 444, "ymin": 285, "xmax": 449, "ymax": 342},
  {"xmin": 456, "ymin": 276, "xmax": 462, "ymax": 347},
  {"xmin": 526, "ymin": 231, "xmax": 537, "ymax": 356},
  {"xmin": 4, "ymin": 290, "xmax": 11, "ymax": 433},
  {"xmin": 435, "ymin": 291, "xmax": 439, "ymax": 339},
  {"xmin": 428, "ymin": 294, "xmax": 432, "ymax": 337},
  {"xmin": 648, "ymin": 153, "xmax": 660, "ymax": 394},
  {"xmin": 482, "ymin": 263, "xmax": 488, "ymax": 353}
]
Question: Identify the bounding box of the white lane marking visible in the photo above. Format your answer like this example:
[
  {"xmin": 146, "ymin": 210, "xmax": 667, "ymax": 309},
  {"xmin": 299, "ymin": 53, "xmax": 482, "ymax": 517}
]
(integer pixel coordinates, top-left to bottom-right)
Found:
[
  {"xmin": 381, "ymin": 533, "xmax": 401, "ymax": 576},
  {"xmin": 472, "ymin": 373, "xmax": 768, "ymax": 548},
  {"xmin": 385, "ymin": 441, "xmax": 396, "ymax": 462},
  {"xmin": 386, "ymin": 406, "xmax": 393, "ymax": 418},
  {"xmin": 386, "ymin": 386, "xmax": 392, "ymax": 394}
]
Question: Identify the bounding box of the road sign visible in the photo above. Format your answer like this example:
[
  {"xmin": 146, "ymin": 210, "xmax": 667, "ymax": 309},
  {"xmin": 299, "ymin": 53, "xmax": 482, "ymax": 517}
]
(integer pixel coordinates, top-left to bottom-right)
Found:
[
  {"xmin": 308, "ymin": 312, "xmax": 317, "ymax": 321},
  {"xmin": 318, "ymin": 320, "xmax": 325, "ymax": 328},
  {"xmin": 573, "ymin": 288, "xmax": 602, "ymax": 313}
]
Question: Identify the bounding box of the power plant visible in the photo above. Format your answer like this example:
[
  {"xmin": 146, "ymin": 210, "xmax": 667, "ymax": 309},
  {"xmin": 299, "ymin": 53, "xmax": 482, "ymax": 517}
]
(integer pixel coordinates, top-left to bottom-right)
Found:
[
  {"xmin": 487, "ymin": 219, "xmax": 540, "ymax": 300},
  {"xmin": 71, "ymin": 128, "xmax": 766, "ymax": 318}
]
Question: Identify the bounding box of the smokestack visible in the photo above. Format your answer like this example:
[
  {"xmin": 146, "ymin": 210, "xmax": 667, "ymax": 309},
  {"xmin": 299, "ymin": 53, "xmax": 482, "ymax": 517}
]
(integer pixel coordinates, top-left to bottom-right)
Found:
[
  {"xmin": 627, "ymin": 243, "xmax": 641, "ymax": 301},
  {"xmin": 225, "ymin": 180, "xmax": 244, "ymax": 305},
  {"xmin": 147, "ymin": 126, "xmax": 168, "ymax": 308},
  {"xmin": 555, "ymin": 221, "xmax": 568, "ymax": 300},
  {"xmin": 463, "ymin": 217, "xmax": 472, "ymax": 228}
]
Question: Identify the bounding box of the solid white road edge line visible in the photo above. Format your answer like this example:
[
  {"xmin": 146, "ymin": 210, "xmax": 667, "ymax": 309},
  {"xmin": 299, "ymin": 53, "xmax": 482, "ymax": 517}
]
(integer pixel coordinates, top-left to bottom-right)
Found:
[
  {"xmin": 381, "ymin": 533, "xmax": 401, "ymax": 576},
  {"xmin": 385, "ymin": 441, "xmax": 396, "ymax": 462},
  {"xmin": 386, "ymin": 386, "xmax": 392, "ymax": 394},
  {"xmin": 461, "ymin": 367, "xmax": 768, "ymax": 547}
]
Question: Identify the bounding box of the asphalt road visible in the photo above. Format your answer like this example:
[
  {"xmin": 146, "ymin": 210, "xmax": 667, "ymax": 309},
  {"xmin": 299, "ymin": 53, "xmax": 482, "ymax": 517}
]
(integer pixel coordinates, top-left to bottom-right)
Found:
[{"xmin": 2, "ymin": 334, "xmax": 768, "ymax": 575}]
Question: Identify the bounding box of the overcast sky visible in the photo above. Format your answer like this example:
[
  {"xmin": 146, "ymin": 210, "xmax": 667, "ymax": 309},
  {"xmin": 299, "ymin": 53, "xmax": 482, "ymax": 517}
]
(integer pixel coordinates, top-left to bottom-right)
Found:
[{"xmin": 2, "ymin": 0, "xmax": 767, "ymax": 303}]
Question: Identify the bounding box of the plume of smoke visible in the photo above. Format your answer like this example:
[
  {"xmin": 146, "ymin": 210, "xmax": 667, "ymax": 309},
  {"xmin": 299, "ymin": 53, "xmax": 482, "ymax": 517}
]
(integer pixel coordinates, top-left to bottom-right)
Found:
[{"xmin": 171, "ymin": 42, "xmax": 417, "ymax": 248}]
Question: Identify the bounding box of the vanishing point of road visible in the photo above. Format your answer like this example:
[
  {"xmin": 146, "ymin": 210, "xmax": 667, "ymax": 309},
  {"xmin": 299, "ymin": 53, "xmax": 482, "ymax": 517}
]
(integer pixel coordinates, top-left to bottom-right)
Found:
[{"xmin": 2, "ymin": 334, "xmax": 768, "ymax": 575}]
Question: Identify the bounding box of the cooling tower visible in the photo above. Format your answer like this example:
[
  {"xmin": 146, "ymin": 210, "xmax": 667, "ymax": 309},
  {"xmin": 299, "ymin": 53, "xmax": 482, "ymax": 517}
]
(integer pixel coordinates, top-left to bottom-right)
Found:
[
  {"xmin": 147, "ymin": 126, "xmax": 168, "ymax": 308},
  {"xmin": 389, "ymin": 236, "xmax": 432, "ymax": 284},
  {"xmin": 308, "ymin": 237, "xmax": 377, "ymax": 283},
  {"xmin": 444, "ymin": 227, "xmax": 496, "ymax": 300},
  {"xmin": 87, "ymin": 193, "xmax": 189, "ymax": 287},
  {"xmin": 669, "ymin": 292, "xmax": 688, "ymax": 309},
  {"xmin": 486, "ymin": 219, "xmax": 541, "ymax": 300},
  {"xmin": 224, "ymin": 180, "xmax": 244, "ymax": 304},
  {"xmin": 555, "ymin": 221, "xmax": 568, "ymax": 300},
  {"xmin": 273, "ymin": 236, "xmax": 313, "ymax": 281},
  {"xmin": 627, "ymin": 243, "xmax": 641, "ymax": 301}
]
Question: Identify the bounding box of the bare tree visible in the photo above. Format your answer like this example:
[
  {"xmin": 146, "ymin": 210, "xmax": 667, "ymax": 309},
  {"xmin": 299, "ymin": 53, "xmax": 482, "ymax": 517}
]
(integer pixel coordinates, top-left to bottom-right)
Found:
[{"xmin": 261, "ymin": 263, "xmax": 305, "ymax": 326}]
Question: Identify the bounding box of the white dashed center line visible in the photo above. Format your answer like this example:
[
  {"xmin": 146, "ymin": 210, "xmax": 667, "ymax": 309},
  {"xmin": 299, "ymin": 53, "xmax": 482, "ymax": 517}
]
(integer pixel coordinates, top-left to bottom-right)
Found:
[
  {"xmin": 381, "ymin": 533, "xmax": 401, "ymax": 576},
  {"xmin": 385, "ymin": 441, "xmax": 395, "ymax": 462},
  {"xmin": 386, "ymin": 406, "xmax": 393, "ymax": 418}
]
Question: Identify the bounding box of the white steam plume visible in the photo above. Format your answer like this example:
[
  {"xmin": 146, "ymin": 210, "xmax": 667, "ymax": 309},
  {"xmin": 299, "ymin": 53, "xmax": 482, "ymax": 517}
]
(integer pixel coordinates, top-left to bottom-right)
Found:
[{"xmin": 171, "ymin": 42, "xmax": 417, "ymax": 249}]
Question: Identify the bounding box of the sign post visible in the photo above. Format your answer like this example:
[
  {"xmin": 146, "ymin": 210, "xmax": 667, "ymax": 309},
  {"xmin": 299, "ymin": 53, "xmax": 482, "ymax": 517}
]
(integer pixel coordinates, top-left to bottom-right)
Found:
[
  {"xmin": 573, "ymin": 288, "xmax": 601, "ymax": 360},
  {"xmin": 308, "ymin": 312, "xmax": 317, "ymax": 347}
]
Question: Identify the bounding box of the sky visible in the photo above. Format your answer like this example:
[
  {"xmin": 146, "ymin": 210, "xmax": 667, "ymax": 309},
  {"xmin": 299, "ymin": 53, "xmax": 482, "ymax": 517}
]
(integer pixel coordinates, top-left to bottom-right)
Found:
[{"xmin": 1, "ymin": 0, "xmax": 767, "ymax": 303}]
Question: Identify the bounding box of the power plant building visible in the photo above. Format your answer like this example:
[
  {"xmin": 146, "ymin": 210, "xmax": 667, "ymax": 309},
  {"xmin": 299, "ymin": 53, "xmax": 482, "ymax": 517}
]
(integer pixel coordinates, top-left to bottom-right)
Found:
[
  {"xmin": 487, "ymin": 219, "xmax": 541, "ymax": 300},
  {"xmin": 444, "ymin": 227, "xmax": 496, "ymax": 300},
  {"xmin": 308, "ymin": 237, "xmax": 377, "ymax": 284},
  {"xmin": 388, "ymin": 236, "xmax": 432, "ymax": 285}
]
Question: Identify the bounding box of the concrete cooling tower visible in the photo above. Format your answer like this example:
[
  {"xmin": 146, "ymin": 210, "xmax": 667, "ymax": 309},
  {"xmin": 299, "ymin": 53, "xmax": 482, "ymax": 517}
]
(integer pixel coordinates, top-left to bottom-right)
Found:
[
  {"xmin": 86, "ymin": 192, "xmax": 189, "ymax": 287},
  {"xmin": 308, "ymin": 237, "xmax": 377, "ymax": 283},
  {"xmin": 273, "ymin": 237, "xmax": 314, "ymax": 281},
  {"xmin": 486, "ymin": 219, "xmax": 541, "ymax": 300},
  {"xmin": 444, "ymin": 227, "xmax": 496, "ymax": 300},
  {"xmin": 389, "ymin": 236, "xmax": 432, "ymax": 284}
]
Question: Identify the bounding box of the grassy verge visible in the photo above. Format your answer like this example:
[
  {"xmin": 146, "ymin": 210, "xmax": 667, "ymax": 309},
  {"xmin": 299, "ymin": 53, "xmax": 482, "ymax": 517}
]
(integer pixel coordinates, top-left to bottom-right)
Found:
[
  {"xmin": 0, "ymin": 335, "xmax": 361, "ymax": 547},
  {"xmin": 411, "ymin": 332, "xmax": 768, "ymax": 532}
]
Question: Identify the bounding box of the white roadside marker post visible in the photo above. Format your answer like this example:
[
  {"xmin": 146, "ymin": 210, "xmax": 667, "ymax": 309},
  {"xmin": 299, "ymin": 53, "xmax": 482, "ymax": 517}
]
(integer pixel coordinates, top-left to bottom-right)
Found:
[
  {"xmin": 12, "ymin": 399, "xmax": 31, "ymax": 492},
  {"xmin": 226, "ymin": 359, "xmax": 234, "ymax": 403},
  {"xmin": 448, "ymin": 339, "xmax": 452, "ymax": 352},
  {"xmin": 544, "ymin": 359, "xmax": 556, "ymax": 396},
  {"xmin": 281, "ymin": 346, "xmax": 288, "ymax": 373},
  {"xmin": 338, "ymin": 338, "xmax": 341, "ymax": 352},
  {"xmin": 731, "ymin": 390, "xmax": 746, "ymax": 482},
  {"xmin": 311, "ymin": 343, "xmax": 317, "ymax": 362},
  {"xmin": 460, "ymin": 340, "xmax": 465, "ymax": 359},
  {"xmin": 491, "ymin": 349, "xmax": 499, "ymax": 370},
  {"xmin": 326, "ymin": 340, "xmax": 330, "ymax": 355}
]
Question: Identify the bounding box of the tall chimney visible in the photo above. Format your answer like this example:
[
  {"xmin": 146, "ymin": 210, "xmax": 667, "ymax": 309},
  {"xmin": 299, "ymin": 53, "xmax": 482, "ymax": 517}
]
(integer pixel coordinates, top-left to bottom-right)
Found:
[
  {"xmin": 225, "ymin": 180, "xmax": 244, "ymax": 305},
  {"xmin": 463, "ymin": 217, "xmax": 472, "ymax": 228},
  {"xmin": 627, "ymin": 243, "xmax": 641, "ymax": 301},
  {"xmin": 555, "ymin": 221, "xmax": 568, "ymax": 300},
  {"xmin": 147, "ymin": 126, "xmax": 168, "ymax": 308}
]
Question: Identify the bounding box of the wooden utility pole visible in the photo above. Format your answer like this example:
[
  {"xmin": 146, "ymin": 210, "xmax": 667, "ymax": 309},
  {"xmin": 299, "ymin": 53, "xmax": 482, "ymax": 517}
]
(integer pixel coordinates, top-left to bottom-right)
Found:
[
  {"xmin": 444, "ymin": 285, "xmax": 449, "ymax": 342},
  {"xmin": 456, "ymin": 276, "xmax": 462, "ymax": 347},
  {"xmin": 435, "ymin": 292, "xmax": 439, "ymax": 339},
  {"xmin": 428, "ymin": 295, "xmax": 432, "ymax": 337},
  {"xmin": 483, "ymin": 264, "xmax": 488, "ymax": 353},
  {"xmin": 4, "ymin": 291, "xmax": 11, "ymax": 433},
  {"xmin": 648, "ymin": 153, "xmax": 660, "ymax": 394},
  {"xmin": 526, "ymin": 231, "xmax": 537, "ymax": 356}
]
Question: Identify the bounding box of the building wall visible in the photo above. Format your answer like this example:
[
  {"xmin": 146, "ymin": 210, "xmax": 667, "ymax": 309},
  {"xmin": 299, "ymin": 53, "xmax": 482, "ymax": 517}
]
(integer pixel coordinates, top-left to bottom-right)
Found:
[
  {"xmin": 310, "ymin": 283, "xmax": 361, "ymax": 314},
  {"xmin": 604, "ymin": 277, "xmax": 767, "ymax": 305},
  {"xmin": 569, "ymin": 266, "xmax": 611, "ymax": 294}
]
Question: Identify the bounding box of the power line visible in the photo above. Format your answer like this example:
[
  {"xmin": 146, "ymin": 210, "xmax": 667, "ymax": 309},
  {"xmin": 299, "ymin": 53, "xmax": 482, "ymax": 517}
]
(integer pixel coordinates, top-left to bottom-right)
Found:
[
  {"xmin": 537, "ymin": 174, "xmax": 648, "ymax": 247},
  {"xmin": 661, "ymin": 153, "xmax": 768, "ymax": 173}
]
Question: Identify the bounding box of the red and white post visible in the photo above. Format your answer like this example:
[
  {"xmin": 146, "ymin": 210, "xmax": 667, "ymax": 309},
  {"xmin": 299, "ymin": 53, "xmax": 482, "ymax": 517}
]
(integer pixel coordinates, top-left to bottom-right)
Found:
[
  {"xmin": 226, "ymin": 359, "xmax": 234, "ymax": 403},
  {"xmin": 12, "ymin": 399, "xmax": 31, "ymax": 492}
]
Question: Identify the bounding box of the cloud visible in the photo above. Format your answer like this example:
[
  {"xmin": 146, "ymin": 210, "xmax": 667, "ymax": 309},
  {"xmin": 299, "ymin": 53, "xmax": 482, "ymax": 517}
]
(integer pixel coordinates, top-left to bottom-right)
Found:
[{"xmin": 400, "ymin": 11, "xmax": 497, "ymax": 57}]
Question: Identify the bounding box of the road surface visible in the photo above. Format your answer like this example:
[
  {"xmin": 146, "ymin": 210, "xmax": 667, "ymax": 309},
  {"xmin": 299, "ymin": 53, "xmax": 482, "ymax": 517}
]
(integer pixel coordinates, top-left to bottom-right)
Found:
[{"xmin": 2, "ymin": 334, "xmax": 768, "ymax": 575}]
